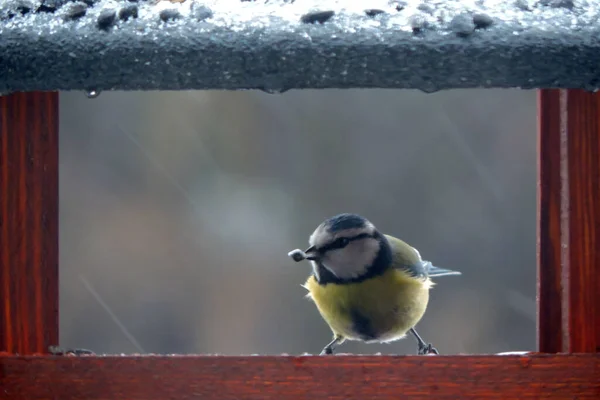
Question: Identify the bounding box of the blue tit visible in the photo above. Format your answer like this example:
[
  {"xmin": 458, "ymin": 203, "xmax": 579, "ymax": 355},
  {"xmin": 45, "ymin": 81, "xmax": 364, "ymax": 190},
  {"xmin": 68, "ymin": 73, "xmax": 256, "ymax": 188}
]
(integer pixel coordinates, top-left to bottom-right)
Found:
[{"xmin": 288, "ymin": 213, "xmax": 461, "ymax": 355}]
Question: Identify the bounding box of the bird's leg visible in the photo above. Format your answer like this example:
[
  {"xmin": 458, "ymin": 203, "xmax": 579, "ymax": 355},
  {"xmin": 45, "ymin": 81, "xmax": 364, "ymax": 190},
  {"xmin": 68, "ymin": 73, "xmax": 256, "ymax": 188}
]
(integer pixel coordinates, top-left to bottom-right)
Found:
[
  {"xmin": 48, "ymin": 345, "xmax": 96, "ymax": 356},
  {"xmin": 409, "ymin": 328, "xmax": 439, "ymax": 355},
  {"xmin": 320, "ymin": 335, "xmax": 344, "ymax": 355}
]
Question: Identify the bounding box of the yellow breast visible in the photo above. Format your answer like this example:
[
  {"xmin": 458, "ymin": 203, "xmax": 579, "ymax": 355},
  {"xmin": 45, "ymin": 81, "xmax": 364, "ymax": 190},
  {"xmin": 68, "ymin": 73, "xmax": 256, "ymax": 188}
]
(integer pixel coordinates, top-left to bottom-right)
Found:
[{"xmin": 304, "ymin": 268, "xmax": 431, "ymax": 342}]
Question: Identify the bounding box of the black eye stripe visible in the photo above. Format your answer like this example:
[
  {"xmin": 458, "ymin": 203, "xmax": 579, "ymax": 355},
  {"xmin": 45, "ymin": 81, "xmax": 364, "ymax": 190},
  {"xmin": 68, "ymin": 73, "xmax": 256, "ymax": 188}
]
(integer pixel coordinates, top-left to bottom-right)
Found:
[{"xmin": 319, "ymin": 233, "xmax": 372, "ymax": 253}]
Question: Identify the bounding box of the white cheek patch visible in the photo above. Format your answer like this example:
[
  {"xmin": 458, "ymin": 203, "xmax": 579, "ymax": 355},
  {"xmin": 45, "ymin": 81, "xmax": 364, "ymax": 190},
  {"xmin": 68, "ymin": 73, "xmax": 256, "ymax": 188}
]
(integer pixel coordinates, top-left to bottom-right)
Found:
[
  {"xmin": 322, "ymin": 261, "xmax": 340, "ymax": 278},
  {"xmin": 310, "ymin": 260, "xmax": 321, "ymax": 282},
  {"xmin": 322, "ymin": 240, "xmax": 377, "ymax": 280}
]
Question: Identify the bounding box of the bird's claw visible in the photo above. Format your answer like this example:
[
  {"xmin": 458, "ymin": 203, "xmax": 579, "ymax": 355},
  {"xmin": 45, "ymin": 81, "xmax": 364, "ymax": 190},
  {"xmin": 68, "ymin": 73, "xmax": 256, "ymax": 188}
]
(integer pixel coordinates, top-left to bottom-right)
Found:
[
  {"xmin": 320, "ymin": 347, "xmax": 334, "ymax": 355},
  {"xmin": 417, "ymin": 343, "xmax": 439, "ymax": 355}
]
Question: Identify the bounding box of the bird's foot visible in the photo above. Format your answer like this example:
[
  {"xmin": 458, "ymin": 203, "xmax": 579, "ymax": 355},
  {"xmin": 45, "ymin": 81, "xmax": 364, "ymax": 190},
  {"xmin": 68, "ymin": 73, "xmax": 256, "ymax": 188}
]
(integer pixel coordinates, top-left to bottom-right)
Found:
[
  {"xmin": 417, "ymin": 343, "xmax": 439, "ymax": 355},
  {"xmin": 319, "ymin": 336, "xmax": 343, "ymax": 355},
  {"xmin": 48, "ymin": 345, "xmax": 96, "ymax": 356}
]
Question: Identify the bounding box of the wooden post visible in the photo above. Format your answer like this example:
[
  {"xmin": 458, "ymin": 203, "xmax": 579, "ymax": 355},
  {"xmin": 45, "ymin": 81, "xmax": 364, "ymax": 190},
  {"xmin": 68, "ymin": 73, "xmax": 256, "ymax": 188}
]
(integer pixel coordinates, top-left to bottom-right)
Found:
[
  {"xmin": 538, "ymin": 89, "xmax": 600, "ymax": 353},
  {"xmin": 0, "ymin": 92, "xmax": 59, "ymax": 355}
]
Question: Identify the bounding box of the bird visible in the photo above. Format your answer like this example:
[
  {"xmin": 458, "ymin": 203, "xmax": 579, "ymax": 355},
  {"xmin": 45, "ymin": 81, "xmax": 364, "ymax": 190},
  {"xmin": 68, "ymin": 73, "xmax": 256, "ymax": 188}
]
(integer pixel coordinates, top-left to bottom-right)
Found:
[{"xmin": 288, "ymin": 213, "xmax": 461, "ymax": 356}]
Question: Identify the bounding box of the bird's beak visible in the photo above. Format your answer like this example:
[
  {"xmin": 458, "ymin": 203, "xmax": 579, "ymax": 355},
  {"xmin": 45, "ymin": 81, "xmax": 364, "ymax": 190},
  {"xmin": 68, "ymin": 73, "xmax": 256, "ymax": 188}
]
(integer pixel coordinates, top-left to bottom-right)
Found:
[{"xmin": 304, "ymin": 245, "xmax": 320, "ymax": 261}]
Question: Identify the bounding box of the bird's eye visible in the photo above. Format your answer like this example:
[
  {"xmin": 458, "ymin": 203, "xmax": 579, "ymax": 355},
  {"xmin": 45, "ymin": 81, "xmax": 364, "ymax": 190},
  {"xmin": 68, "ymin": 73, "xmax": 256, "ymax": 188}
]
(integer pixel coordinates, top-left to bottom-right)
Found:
[{"xmin": 338, "ymin": 237, "xmax": 350, "ymax": 247}]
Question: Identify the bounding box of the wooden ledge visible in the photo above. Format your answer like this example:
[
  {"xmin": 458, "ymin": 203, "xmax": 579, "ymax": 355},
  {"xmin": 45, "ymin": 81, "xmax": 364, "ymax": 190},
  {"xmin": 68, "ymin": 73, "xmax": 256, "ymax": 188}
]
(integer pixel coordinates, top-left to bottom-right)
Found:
[
  {"xmin": 2, "ymin": 1, "xmax": 600, "ymax": 92},
  {"xmin": 1, "ymin": 354, "xmax": 599, "ymax": 399}
]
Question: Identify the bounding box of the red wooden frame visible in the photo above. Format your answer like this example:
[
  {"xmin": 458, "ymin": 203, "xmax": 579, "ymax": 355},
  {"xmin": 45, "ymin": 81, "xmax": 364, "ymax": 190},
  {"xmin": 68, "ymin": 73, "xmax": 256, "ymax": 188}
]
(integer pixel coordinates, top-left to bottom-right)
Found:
[
  {"xmin": 0, "ymin": 92, "xmax": 59, "ymax": 355},
  {"xmin": 537, "ymin": 89, "xmax": 600, "ymax": 353},
  {"xmin": 0, "ymin": 90, "xmax": 599, "ymax": 399}
]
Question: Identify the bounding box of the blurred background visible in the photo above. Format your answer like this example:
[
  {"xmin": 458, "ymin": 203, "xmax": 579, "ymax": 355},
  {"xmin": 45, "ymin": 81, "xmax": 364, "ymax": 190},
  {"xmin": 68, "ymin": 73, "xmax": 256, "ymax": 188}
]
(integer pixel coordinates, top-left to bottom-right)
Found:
[{"xmin": 59, "ymin": 89, "xmax": 536, "ymax": 355}]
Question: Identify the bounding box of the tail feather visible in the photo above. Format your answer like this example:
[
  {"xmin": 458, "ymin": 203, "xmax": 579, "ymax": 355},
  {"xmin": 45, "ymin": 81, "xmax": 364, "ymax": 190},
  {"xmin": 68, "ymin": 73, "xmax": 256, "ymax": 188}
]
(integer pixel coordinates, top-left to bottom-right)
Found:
[{"xmin": 426, "ymin": 263, "xmax": 462, "ymax": 277}]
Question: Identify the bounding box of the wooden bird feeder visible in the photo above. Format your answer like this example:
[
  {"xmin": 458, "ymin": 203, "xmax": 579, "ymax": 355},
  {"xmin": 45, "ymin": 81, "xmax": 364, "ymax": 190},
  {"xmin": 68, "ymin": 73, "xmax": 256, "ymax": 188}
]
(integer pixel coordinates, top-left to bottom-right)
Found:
[{"xmin": 1, "ymin": 0, "xmax": 599, "ymax": 398}]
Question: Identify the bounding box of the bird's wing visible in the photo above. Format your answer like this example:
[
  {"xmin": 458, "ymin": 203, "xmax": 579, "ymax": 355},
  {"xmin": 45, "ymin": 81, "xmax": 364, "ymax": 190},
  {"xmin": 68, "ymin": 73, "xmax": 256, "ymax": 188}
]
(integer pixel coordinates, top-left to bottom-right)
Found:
[
  {"xmin": 384, "ymin": 234, "xmax": 428, "ymax": 279},
  {"xmin": 385, "ymin": 234, "xmax": 462, "ymax": 278}
]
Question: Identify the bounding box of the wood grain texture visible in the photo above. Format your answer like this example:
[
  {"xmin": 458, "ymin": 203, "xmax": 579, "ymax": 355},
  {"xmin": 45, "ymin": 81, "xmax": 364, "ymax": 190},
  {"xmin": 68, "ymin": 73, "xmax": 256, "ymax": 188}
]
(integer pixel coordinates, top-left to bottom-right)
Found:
[
  {"xmin": 1, "ymin": 354, "xmax": 599, "ymax": 399},
  {"xmin": 0, "ymin": 92, "xmax": 59, "ymax": 355},
  {"xmin": 538, "ymin": 89, "xmax": 600, "ymax": 353},
  {"xmin": 537, "ymin": 89, "xmax": 564, "ymax": 353}
]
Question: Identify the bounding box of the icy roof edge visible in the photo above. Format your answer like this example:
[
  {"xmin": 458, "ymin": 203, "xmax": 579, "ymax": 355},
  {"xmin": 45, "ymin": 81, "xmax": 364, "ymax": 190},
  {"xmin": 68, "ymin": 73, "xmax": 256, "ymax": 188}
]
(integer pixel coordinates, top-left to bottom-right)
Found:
[{"xmin": 1, "ymin": 0, "xmax": 599, "ymax": 93}]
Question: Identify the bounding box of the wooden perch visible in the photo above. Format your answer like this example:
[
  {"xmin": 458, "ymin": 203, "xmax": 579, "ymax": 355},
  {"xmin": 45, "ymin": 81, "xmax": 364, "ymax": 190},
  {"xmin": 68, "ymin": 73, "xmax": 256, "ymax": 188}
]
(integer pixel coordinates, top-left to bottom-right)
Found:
[{"xmin": 1, "ymin": 354, "xmax": 599, "ymax": 399}]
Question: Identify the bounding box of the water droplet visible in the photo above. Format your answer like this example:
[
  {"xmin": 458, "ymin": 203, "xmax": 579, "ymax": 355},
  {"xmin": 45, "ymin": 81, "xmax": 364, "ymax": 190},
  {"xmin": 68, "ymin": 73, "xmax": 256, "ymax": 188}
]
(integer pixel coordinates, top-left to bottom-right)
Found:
[
  {"xmin": 258, "ymin": 86, "xmax": 290, "ymax": 95},
  {"xmin": 85, "ymin": 89, "xmax": 101, "ymax": 99},
  {"xmin": 419, "ymin": 85, "xmax": 440, "ymax": 94}
]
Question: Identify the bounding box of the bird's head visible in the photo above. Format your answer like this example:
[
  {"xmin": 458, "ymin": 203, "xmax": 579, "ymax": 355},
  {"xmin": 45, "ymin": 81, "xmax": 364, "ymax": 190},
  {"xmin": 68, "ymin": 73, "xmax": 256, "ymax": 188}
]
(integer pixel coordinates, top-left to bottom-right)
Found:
[{"xmin": 302, "ymin": 213, "xmax": 391, "ymax": 283}]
